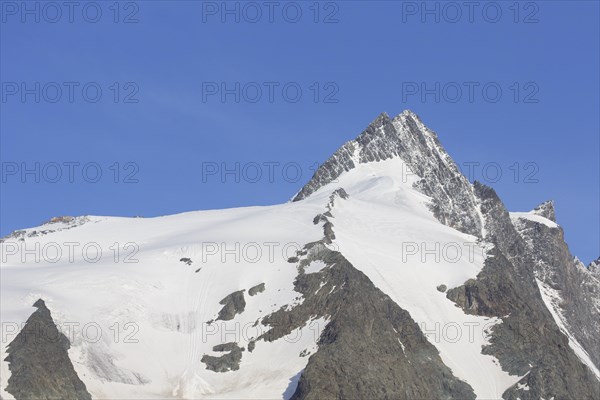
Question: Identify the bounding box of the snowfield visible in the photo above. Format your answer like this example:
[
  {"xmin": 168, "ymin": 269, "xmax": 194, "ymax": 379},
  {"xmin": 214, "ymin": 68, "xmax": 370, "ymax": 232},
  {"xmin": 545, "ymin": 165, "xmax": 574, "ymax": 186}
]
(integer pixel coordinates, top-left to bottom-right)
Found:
[
  {"xmin": 1, "ymin": 201, "xmax": 328, "ymax": 399},
  {"xmin": 0, "ymin": 156, "xmax": 544, "ymax": 399}
]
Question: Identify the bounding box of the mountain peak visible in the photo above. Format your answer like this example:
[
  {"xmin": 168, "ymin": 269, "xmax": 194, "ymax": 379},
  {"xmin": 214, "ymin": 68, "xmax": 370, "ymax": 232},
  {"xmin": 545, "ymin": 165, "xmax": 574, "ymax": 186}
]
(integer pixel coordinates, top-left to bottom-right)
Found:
[
  {"xmin": 532, "ymin": 200, "xmax": 556, "ymax": 222},
  {"xmin": 367, "ymin": 112, "xmax": 391, "ymax": 129},
  {"xmin": 362, "ymin": 110, "xmax": 423, "ymax": 137},
  {"xmin": 588, "ymin": 257, "xmax": 600, "ymax": 274},
  {"xmin": 396, "ymin": 108, "xmax": 420, "ymax": 119},
  {"xmin": 293, "ymin": 111, "xmax": 483, "ymax": 237}
]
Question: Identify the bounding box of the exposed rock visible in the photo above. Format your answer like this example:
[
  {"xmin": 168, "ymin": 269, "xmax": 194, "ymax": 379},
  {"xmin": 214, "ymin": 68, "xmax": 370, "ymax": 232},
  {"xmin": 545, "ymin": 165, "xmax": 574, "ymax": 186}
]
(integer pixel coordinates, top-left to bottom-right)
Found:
[
  {"xmin": 248, "ymin": 283, "xmax": 266, "ymax": 296},
  {"xmin": 0, "ymin": 230, "xmax": 26, "ymax": 242},
  {"xmin": 260, "ymin": 245, "xmax": 475, "ymax": 400},
  {"xmin": 42, "ymin": 216, "xmax": 89, "ymax": 229},
  {"xmin": 299, "ymin": 349, "xmax": 310, "ymax": 357},
  {"xmin": 512, "ymin": 206, "xmax": 600, "ymax": 370},
  {"xmin": 4, "ymin": 299, "xmax": 92, "ymax": 400},
  {"xmin": 312, "ymin": 214, "xmax": 327, "ymax": 225},
  {"xmin": 588, "ymin": 257, "xmax": 600, "ymax": 274},
  {"xmin": 327, "ymin": 188, "xmax": 349, "ymax": 209},
  {"xmin": 293, "ymin": 110, "xmax": 483, "ymax": 237},
  {"xmin": 447, "ymin": 183, "xmax": 600, "ymax": 399},
  {"xmin": 44, "ymin": 216, "xmax": 75, "ymax": 224},
  {"xmin": 332, "ymin": 188, "xmax": 348, "ymax": 200},
  {"xmin": 436, "ymin": 284, "xmax": 447, "ymax": 293},
  {"xmin": 179, "ymin": 257, "xmax": 193, "ymax": 266},
  {"xmin": 1, "ymin": 216, "xmax": 89, "ymax": 243},
  {"xmin": 201, "ymin": 342, "xmax": 244, "ymax": 372},
  {"xmin": 216, "ymin": 290, "xmax": 246, "ymax": 321},
  {"xmin": 254, "ymin": 200, "xmax": 476, "ymax": 399},
  {"xmin": 532, "ymin": 200, "xmax": 556, "ymax": 222},
  {"xmin": 322, "ymin": 221, "xmax": 335, "ymax": 243}
]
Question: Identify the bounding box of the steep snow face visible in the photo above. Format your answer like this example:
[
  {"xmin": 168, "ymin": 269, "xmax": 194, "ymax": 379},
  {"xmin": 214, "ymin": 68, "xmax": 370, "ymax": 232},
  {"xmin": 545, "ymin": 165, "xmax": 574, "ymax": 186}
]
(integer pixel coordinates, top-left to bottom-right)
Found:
[
  {"xmin": 1, "ymin": 201, "xmax": 330, "ymax": 399},
  {"xmin": 536, "ymin": 278, "xmax": 600, "ymax": 380},
  {"xmin": 307, "ymin": 157, "xmax": 522, "ymax": 399},
  {"xmin": 293, "ymin": 110, "xmax": 484, "ymax": 238},
  {"xmin": 511, "ymin": 211, "xmax": 558, "ymax": 229}
]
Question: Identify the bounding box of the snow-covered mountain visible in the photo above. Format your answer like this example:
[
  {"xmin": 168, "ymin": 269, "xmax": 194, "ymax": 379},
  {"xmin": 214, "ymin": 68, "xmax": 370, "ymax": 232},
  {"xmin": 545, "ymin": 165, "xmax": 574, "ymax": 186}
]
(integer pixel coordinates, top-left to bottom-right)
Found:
[{"xmin": 1, "ymin": 110, "xmax": 598, "ymax": 399}]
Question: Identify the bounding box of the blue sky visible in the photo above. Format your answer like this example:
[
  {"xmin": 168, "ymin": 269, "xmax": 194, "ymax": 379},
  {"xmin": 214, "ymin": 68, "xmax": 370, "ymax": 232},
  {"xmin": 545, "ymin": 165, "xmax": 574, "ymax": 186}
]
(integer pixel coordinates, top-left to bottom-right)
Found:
[{"xmin": 1, "ymin": 1, "xmax": 598, "ymax": 263}]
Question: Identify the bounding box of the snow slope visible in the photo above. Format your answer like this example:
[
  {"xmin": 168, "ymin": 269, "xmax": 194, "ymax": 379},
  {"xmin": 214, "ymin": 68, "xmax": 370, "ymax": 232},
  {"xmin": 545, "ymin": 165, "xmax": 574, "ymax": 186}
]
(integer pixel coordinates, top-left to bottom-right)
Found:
[
  {"xmin": 307, "ymin": 157, "xmax": 522, "ymax": 398},
  {"xmin": 1, "ymin": 202, "xmax": 328, "ymax": 399},
  {"xmin": 2, "ymin": 160, "xmax": 525, "ymax": 398},
  {"xmin": 510, "ymin": 212, "xmax": 558, "ymax": 229}
]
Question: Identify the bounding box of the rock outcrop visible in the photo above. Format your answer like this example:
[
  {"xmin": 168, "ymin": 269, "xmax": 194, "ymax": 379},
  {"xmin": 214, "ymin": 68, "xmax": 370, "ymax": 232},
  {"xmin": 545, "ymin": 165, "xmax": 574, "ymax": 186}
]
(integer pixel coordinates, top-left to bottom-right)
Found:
[
  {"xmin": 447, "ymin": 183, "xmax": 599, "ymax": 399},
  {"xmin": 4, "ymin": 299, "xmax": 92, "ymax": 400},
  {"xmin": 511, "ymin": 204, "xmax": 600, "ymax": 371},
  {"xmin": 201, "ymin": 343, "xmax": 244, "ymax": 373},
  {"xmin": 216, "ymin": 290, "xmax": 246, "ymax": 321}
]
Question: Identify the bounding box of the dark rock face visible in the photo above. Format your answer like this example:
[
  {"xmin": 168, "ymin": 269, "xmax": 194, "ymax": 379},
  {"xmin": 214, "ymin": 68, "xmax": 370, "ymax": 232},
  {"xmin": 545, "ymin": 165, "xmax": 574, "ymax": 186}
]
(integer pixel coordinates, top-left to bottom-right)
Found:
[
  {"xmin": 512, "ymin": 208, "xmax": 600, "ymax": 370},
  {"xmin": 265, "ymin": 247, "xmax": 476, "ymax": 399},
  {"xmin": 4, "ymin": 299, "xmax": 92, "ymax": 400},
  {"xmin": 248, "ymin": 283, "xmax": 266, "ymax": 296},
  {"xmin": 293, "ymin": 111, "xmax": 483, "ymax": 237},
  {"xmin": 532, "ymin": 200, "xmax": 556, "ymax": 222},
  {"xmin": 589, "ymin": 257, "xmax": 600, "ymax": 274},
  {"xmin": 179, "ymin": 257, "xmax": 193, "ymax": 266},
  {"xmin": 201, "ymin": 342, "xmax": 244, "ymax": 372},
  {"xmin": 1, "ymin": 217, "xmax": 90, "ymax": 243},
  {"xmin": 0, "ymin": 230, "xmax": 27, "ymax": 242},
  {"xmin": 327, "ymin": 188, "xmax": 348, "ymax": 206},
  {"xmin": 217, "ymin": 290, "xmax": 246, "ymax": 321},
  {"xmin": 255, "ymin": 207, "xmax": 476, "ymax": 400},
  {"xmin": 447, "ymin": 183, "xmax": 600, "ymax": 399},
  {"xmin": 45, "ymin": 216, "xmax": 75, "ymax": 224}
]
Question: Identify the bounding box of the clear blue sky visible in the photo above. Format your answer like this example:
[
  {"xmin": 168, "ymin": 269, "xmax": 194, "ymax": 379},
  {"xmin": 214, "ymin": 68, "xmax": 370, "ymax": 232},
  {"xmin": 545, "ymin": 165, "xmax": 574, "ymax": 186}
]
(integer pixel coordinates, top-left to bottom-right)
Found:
[{"xmin": 1, "ymin": 1, "xmax": 598, "ymax": 263}]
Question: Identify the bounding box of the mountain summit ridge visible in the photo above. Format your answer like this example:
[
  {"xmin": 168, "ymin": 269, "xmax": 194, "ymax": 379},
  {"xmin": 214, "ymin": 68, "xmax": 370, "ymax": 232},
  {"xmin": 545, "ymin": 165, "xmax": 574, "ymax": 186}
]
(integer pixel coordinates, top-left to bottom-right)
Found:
[{"xmin": 293, "ymin": 109, "xmax": 484, "ymax": 237}]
